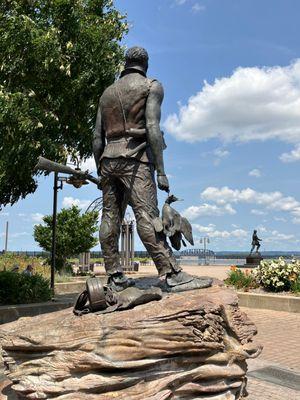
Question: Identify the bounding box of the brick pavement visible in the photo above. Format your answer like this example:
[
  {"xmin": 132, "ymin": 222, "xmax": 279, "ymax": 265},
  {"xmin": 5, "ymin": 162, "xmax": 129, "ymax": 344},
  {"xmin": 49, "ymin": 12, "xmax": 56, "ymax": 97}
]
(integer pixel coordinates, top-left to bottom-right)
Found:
[
  {"xmin": 247, "ymin": 377, "xmax": 299, "ymax": 400},
  {"xmin": 244, "ymin": 308, "xmax": 300, "ymax": 371},
  {"xmin": 138, "ymin": 263, "xmax": 235, "ymax": 280},
  {"xmin": 242, "ymin": 307, "xmax": 300, "ymax": 399}
]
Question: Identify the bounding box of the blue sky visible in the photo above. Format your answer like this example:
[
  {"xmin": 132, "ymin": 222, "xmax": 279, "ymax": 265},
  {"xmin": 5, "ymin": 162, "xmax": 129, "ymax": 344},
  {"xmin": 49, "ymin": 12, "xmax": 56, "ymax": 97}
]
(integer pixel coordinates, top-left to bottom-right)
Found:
[{"xmin": 2, "ymin": 0, "xmax": 300, "ymax": 252}]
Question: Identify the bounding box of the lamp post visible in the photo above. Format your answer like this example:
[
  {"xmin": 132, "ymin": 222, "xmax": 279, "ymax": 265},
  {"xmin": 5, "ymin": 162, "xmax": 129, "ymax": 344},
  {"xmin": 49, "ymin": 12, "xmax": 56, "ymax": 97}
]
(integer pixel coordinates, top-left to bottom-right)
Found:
[
  {"xmin": 50, "ymin": 170, "xmax": 89, "ymax": 292},
  {"xmin": 200, "ymin": 237, "xmax": 210, "ymax": 265},
  {"xmin": 4, "ymin": 221, "xmax": 8, "ymax": 253},
  {"xmin": 50, "ymin": 172, "xmax": 59, "ymax": 291}
]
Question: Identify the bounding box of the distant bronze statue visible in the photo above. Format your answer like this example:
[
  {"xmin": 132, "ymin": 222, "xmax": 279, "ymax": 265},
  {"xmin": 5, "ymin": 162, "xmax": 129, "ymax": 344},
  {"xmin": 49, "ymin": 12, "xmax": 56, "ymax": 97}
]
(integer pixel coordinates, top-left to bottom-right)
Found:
[
  {"xmin": 93, "ymin": 46, "xmax": 211, "ymax": 292},
  {"xmin": 250, "ymin": 230, "xmax": 262, "ymax": 253}
]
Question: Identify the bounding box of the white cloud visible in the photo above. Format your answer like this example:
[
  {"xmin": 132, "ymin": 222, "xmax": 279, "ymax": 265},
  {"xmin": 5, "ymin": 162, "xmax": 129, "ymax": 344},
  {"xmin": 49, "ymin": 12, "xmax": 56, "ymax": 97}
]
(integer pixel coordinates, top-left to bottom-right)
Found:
[
  {"xmin": 193, "ymin": 223, "xmax": 248, "ymax": 239},
  {"xmin": 62, "ymin": 196, "xmax": 91, "ymax": 210},
  {"xmin": 80, "ymin": 157, "xmax": 97, "ymax": 173},
  {"xmin": 274, "ymin": 216, "xmax": 287, "ymax": 222},
  {"xmin": 67, "ymin": 155, "xmax": 97, "ymax": 173},
  {"xmin": 214, "ymin": 148, "xmax": 229, "ymax": 158},
  {"xmin": 249, "ymin": 168, "xmax": 261, "ymax": 178},
  {"xmin": 248, "ymin": 225, "xmax": 296, "ymax": 245},
  {"xmin": 256, "ymin": 225, "xmax": 268, "ymax": 233},
  {"xmin": 251, "ymin": 209, "xmax": 266, "ymax": 215},
  {"xmin": 31, "ymin": 213, "xmax": 44, "ymax": 223},
  {"xmin": 183, "ymin": 203, "xmax": 236, "ymax": 220},
  {"xmin": 201, "ymin": 186, "xmax": 300, "ymax": 213},
  {"xmin": 280, "ymin": 145, "xmax": 300, "ymax": 162},
  {"xmin": 173, "ymin": 0, "xmax": 205, "ymax": 12},
  {"xmin": 265, "ymin": 230, "xmax": 295, "ymax": 242},
  {"xmin": 164, "ymin": 60, "xmax": 300, "ymax": 159},
  {"xmin": 213, "ymin": 147, "xmax": 230, "ymax": 165},
  {"xmin": 174, "ymin": 0, "xmax": 187, "ymax": 5},
  {"xmin": 192, "ymin": 3, "xmax": 206, "ymax": 13},
  {"xmin": 193, "ymin": 221, "xmax": 296, "ymax": 248}
]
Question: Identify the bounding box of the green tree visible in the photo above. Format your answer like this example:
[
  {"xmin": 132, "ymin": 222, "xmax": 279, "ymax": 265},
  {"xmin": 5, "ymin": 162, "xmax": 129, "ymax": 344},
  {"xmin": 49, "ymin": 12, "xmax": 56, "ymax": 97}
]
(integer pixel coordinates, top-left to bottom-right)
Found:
[
  {"xmin": 0, "ymin": 0, "xmax": 127, "ymax": 206},
  {"xmin": 34, "ymin": 205, "xmax": 99, "ymax": 269}
]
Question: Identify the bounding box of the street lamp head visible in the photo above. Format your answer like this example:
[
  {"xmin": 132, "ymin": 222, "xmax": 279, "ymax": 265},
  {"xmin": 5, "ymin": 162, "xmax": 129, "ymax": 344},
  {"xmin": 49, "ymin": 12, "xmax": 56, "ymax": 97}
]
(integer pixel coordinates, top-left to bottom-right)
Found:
[{"xmin": 66, "ymin": 168, "xmax": 89, "ymax": 188}]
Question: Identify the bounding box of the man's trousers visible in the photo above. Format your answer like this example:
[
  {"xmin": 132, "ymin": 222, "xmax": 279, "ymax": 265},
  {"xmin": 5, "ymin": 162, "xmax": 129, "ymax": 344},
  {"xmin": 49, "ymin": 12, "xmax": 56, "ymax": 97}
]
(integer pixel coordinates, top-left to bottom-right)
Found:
[{"xmin": 99, "ymin": 157, "xmax": 180, "ymax": 276}]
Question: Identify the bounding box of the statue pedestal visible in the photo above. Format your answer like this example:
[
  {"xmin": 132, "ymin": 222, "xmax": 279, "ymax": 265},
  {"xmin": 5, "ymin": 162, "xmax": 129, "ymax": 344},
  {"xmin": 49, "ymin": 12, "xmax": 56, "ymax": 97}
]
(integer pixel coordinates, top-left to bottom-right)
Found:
[
  {"xmin": 245, "ymin": 252, "xmax": 263, "ymax": 267},
  {"xmin": 0, "ymin": 278, "xmax": 262, "ymax": 400}
]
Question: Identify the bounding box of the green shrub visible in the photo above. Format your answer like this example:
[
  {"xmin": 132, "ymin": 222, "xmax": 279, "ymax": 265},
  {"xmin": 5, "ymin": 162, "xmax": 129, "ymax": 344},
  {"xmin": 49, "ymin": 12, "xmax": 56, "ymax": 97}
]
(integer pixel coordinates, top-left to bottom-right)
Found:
[
  {"xmin": 224, "ymin": 267, "xmax": 258, "ymax": 291},
  {"xmin": 252, "ymin": 258, "xmax": 300, "ymax": 292},
  {"xmin": 291, "ymin": 277, "xmax": 300, "ymax": 294},
  {"xmin": 0, "ymin": 271, "xmax": 52, "ymax": 305}
]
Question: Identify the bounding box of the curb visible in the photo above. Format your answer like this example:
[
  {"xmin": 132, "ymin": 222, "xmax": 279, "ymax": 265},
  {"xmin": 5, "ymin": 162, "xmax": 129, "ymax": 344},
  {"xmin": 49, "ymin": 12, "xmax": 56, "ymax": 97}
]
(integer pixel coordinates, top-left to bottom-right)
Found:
[
  {"xmin": 0, "ymin": 299, "xmax": 74, "ymax": 325},
  {"xmin": 55, "ymin": 281, "xmax": 88, "ymax": 294},
  {"xmin": 238, "ymin": 291, "xmax": 300, "ymax": 313}
]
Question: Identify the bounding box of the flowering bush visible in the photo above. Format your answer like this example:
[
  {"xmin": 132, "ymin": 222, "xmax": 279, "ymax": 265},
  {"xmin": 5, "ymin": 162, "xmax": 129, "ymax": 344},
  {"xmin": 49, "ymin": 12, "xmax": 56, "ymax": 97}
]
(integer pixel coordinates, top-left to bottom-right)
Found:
[
  {"xmin": 224, "ymin": 266, "xmax": 258, "ymax": 291},
  {"xmin": 252, "ymin": 258, "xmax": 300, "ymax": 292}
]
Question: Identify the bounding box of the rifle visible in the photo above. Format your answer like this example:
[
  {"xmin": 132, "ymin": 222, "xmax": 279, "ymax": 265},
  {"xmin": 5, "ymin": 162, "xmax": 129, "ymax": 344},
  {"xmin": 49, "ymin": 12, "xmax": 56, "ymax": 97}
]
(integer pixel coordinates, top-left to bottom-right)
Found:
[{"xmin": 35, "ymin": 156, "xmax": 100, "ymax": 186}]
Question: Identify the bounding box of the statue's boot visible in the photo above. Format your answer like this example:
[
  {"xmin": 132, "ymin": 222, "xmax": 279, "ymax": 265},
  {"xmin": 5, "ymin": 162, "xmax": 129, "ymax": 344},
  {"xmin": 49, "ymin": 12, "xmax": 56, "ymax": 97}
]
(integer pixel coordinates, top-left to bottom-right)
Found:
[
  {"xmin": 107, "ymin": 272, "xmax": 135, "ymax": 292},
  {"xmin": 166, "ymin": 270, "xmax": 213, "ymax": 293}
]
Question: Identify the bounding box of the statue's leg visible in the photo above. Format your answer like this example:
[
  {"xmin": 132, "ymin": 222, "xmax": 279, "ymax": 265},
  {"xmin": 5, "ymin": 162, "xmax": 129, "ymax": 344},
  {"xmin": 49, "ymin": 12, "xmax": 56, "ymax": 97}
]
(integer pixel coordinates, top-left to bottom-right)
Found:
[
  {"xmin": 121, "ymin": 160, "xmax": 180, "ymax": 276},
  {"xmin": 250, "ymin": 245, "xmax": 254, "ymax": 253},
  {"xmin": 100, "ymin": 175, "xmax": 124, "ymax": 276},
  {"xmin": 256, "ymin": 243, "xmax": 260, "ymax": 252},
  {"xmin": 100, "ymin": 159, "xmax": 135, "ymax": 292}
]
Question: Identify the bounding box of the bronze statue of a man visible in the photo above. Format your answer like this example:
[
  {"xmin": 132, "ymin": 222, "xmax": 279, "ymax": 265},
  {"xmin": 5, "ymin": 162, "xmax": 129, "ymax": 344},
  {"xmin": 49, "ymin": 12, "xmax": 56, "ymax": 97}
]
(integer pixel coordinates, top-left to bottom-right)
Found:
[
  {"xmin": 93, "ymin": 46, "xmax": 207, "ymax": 292},
  {"xmin": 250, "ymin": 230, "xmax": 262, "ymax": 253}
]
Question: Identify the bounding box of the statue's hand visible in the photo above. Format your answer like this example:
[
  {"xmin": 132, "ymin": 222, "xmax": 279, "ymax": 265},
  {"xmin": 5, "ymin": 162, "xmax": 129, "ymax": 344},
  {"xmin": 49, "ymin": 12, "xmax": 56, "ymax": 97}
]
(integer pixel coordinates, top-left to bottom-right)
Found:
[{"xmin": 157, "ymin": 174, "xmax": 169, "ymax": 192}]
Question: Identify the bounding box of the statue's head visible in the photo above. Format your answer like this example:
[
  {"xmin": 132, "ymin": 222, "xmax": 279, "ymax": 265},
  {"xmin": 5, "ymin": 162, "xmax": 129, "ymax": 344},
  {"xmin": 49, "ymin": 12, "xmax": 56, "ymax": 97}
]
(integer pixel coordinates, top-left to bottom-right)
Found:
[
  {"xmin": 254, "ymin": 230, "xmax": 257, "ymax": 233},
  {"xmin": 124, "ymin": 46, "xmax": 149, "ymax": 74}
]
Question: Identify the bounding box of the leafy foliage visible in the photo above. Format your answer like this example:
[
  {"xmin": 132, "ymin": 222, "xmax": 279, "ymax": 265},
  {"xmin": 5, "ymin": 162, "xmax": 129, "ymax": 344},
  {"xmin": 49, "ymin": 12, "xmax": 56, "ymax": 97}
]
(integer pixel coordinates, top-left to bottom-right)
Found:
[
  {"xmin": 0, "ymin": 270, "xmax": 52, "ymax": 304},
  {"xmin": 0, "ymin": 0, "xmax": 127, "ymax": 206},
  {"xmin": 252, "ymin": 257, "xmax": 300, "ymax": 292},
  {"xmin": 224, "ymin": 266, "xmax": 258, "ymax": 291},
  {"xmin": 291, "ymin": 277, "xmax": 300, "ymax": 294},
  {"xmin": 34, "ymin": 205, "xmax": 98, "ymax": 269}
]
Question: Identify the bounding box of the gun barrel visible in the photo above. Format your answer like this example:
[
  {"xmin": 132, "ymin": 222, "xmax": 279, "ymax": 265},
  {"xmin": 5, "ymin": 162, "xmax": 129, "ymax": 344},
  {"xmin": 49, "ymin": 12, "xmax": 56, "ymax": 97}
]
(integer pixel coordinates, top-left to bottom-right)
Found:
[
  {"xmin": 35, "ymin": 156, "xmax": 100, "ymax": 186},
  {"xmin": 35, "ymin": 157, "xmax": 78, "ymax": 175}
]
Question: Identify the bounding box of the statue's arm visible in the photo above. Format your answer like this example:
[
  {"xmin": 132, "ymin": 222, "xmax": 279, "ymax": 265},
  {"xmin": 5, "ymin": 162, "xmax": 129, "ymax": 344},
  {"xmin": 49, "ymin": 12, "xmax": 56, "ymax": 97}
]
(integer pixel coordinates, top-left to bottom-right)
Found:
[
  {"xmin": 145, "ymin": 80, "xmax": 169, "ymax": 192},
  {"xmin": 93, "ymin": 99, "xmax": 106, "ymax": 175}
]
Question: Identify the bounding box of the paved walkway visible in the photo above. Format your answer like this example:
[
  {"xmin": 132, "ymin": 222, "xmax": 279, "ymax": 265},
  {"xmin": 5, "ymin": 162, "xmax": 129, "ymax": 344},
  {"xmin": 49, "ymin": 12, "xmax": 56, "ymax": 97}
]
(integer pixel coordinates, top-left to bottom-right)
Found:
[
  {"xmin": 138, "ymin": 263, "xmax": 237, "ymax": 280},
  {"xmin": 244, "ymin": 307, "xmax": 300, "ymax": 399}
]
